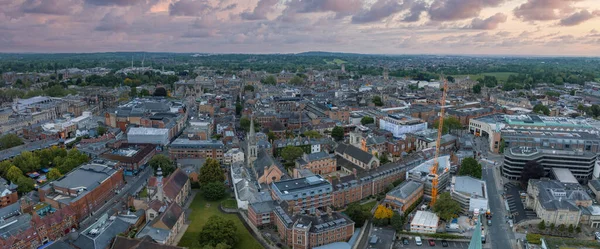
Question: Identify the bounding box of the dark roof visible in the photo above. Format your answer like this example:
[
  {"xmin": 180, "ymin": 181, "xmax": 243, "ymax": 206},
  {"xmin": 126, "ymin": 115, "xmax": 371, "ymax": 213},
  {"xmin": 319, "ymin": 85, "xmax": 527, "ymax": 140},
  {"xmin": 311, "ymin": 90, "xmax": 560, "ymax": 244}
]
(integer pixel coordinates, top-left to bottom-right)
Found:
[
  {"xmin": 163, "ymin": 168, "xmax": 189, "ymax": 200},
  {"xmin": 44, "ymin": 241, "xmax": 76, "ymax": 249},
  {"xmin": 249, "ymin": 200, "xmax": 278, "ymax": 214},
  {"xmin": 590, "ymin": 179, "xmax": 600, "ymax": 192},
  {"xmin": 156, "ymin": 202, "xmax": 184, "ymax": 230},
  {"xmin": 335, "ymin": 144, "xmax": 375, "ymax": 164},
  {"xmin": 111, "ymin": 236, "xmax": 185, "ymax": 249},
  {"xmin": 73, "ymin": 218, "xmax": 130, "ymax": 249}
]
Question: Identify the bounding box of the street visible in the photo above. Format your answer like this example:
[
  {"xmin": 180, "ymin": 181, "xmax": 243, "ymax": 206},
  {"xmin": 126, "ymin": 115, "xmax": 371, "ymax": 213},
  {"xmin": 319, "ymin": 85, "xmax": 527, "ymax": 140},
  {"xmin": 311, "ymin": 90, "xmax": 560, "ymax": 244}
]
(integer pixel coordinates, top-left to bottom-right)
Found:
[{"xmin": 79, "ymin": 165, "xmax": 153, "ymax": 229}]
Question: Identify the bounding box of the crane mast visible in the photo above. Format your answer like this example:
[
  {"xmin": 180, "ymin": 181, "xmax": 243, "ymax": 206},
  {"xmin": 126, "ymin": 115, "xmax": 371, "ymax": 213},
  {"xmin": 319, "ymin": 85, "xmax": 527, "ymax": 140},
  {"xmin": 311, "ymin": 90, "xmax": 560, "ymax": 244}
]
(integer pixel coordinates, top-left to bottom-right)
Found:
[{"xmin": 429, "ymin": 75, "xmax": 449, "ymax": 207}]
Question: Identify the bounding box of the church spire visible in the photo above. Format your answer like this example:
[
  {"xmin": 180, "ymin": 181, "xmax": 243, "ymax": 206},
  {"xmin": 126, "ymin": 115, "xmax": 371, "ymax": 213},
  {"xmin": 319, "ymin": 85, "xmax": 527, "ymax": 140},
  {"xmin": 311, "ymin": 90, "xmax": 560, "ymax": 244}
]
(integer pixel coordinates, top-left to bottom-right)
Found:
[
  {"xmin": 156, "ymin": 167, "xmax": 164, "ymax": 202},
  {"xmin": 249, "ymin": 115, "xmax": 256, "ymax": 141}
]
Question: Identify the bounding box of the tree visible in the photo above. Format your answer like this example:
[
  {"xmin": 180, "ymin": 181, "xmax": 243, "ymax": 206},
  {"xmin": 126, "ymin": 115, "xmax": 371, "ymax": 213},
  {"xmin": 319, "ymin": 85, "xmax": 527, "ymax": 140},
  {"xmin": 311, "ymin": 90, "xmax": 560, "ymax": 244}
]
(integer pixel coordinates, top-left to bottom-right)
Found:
[
  {"xmin": 576, "ymin": 226, "xmax": 581, "ymax": 233},
  {"xmin": 446, "ymin": 76, "xmax": 455, "ymax": 83},
  {"xmin": 520, "ymin": 160, "xmax": 545, "ymax": 187},
  {"xmin": 533, "ymin": 104, "xmax": 550, "ymax": 115},
  {"xmin": 390, "ymin": 213, "xmax": 405, "ymax": 232},
  {"xmin": 537, "ymin": 220, "xmax": 546, "ymax": 231},
  {"xmin": 202, "ymin": 182, "xmax": 227, "ymax": 201},
  {"xmin": 47, "ymin": 168, "xmax": 63, "ymax": 181},
  {"xmin": 379, "ymin": 153, "xmax": 390, "ymax": 164},
  {"xmin": 281, "ymin": 146, "xmax": 304, "ymax": 162},
  {"xmin": 433, "ymin": 116, "xmax": 462, "ymax": 134},
  {"xmin": 592, "ymin": 104, "xmax": 600, "ymax": 117},
  {"xmin": 267, "ymin": 131, "xmax": 277, "ymax": 141},
  {"xmin": 97, "ymin": 126, "xmax": 108, "ymax": 136},
  {"xmin": 261, "ymin": 75, "xmax": 276, "ymax": 85},
  {"xmin": 570, "ymin": 89, "xmax": 576, "ymax": 96},
  {"xmin": 372, "ymin": 96, "xmax": 383, "ymax": 106},
  {"xmin": 558, "ymin": 224, "xmax": 565, "ymax": 233},
  {"xmin": 0, "ymin": 161, "xmax": 12, "ymax": 178},
  {"xmin": 302, "ymin": 130, "xmax": 322, "ymax": 138},
  {"xmin": 153, "ymin": 87, "xmax": 167, "ymax": 96},
  {"xmin": 331, "ymin": 126, "xmax": 344, "ymax": 141},
  {"xmin": 289, "ymin": 76, "xmax": 304, "ymax": 85},
  {"xmin": 12, "ymin": 151, "xmax": 41, "ymax": 173},
  {"xmin": 0, "ymin": 134, "xmax": 24, "ymax": 150},
  {"xmin": 76, "ymin": 78, "xmax": 83, "ymax": 85},
  {"xmin": 198, "ymin": 215, "xmax": 239, "ymax": 248},
  {"xmin": 374, "ymin": 205, "xmax": 394, "ymax": 220},
  {"xmin": 243, "ymin": 85, "xmax": 255, "ymax": 92},
  {"xmin": 432, "ymin": 192, "xmax": 461, "ymax": 221},
  {"xmin": 130, "ymin": 87, "xmax": 137, "ymax": 98},
  {"xmin": 6, "ymin": 165, "xmax": 23, "ymax": 182},
  {"xmin": 549, "ymin": 223, "xmax": 555, "ymax": 231},
  {"xmin": 499, "ymin": 138, "xmax": 506, "ymax": 153},
  {"xmin": 458, "ymin": 158, "xmax": 482, "ymax": 178},
  {"xmin": 235, "ymin": 102, "xmax": 242, "ymax": 115},
  {"xmin": 140, "ymin": 89, "xmax": 150, "ymax": 96},
  {"xmin": 361, "ymin": 116, "xmax": 374, "ymax": 125},
  {"xmin": 239, "ymin": 117, "xmax": 259, "ymax": 132},
  {"xmin": 149, "ymin": 155, "xmax": 175, "ymax": 176},
  {"xmin": 198, "ymin": 158, "xmax": 224, "ymax": 186},
  {"xmin": 345, "ymin": 203, "xmax": 371, "ymax": 227},
  {"xmin": 16, "ymin": 176, "xmax": 34, "ymax": 193},
  {"xmin": 568, "ymin": 224, "xmax": 574, "ymax": 233},
  {"xmin": 472, "ymin": 84, "xmax": 482, "ymax": 94}
]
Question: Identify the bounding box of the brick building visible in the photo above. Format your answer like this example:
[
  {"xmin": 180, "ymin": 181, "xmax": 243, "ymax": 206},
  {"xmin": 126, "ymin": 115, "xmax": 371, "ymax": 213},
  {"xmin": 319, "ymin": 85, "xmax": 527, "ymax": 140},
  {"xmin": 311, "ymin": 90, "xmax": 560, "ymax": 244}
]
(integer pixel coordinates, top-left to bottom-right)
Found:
[
  {"xmin": 38, "ymin": 163, "xmax": 124, "ymax": 220},
  {"xmin": 100, "ymin": 143, "xmax": 156, "ymax": 176},
  {"xmin": 294, "ymin": 152, "xmax": 337, "ymax": 177},
  {"xmin": 384, "ymin": 180, "xmax": 424, "ymax": 212},
  {"xmin": 169, "ymin": 138, "xmax": 225, "ymax": 162},
  {"xmin": 0, "ymin": 178, "xmax": 18, "ymax": 208}
]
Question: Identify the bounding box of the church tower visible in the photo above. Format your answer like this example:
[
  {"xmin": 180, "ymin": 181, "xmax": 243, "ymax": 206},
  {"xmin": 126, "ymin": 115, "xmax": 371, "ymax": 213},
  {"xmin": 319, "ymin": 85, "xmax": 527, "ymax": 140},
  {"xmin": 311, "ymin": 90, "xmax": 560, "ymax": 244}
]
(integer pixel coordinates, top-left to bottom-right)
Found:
[{"xmin": 246, "ymin": 116, "xmax": 258, "ymax": 167}]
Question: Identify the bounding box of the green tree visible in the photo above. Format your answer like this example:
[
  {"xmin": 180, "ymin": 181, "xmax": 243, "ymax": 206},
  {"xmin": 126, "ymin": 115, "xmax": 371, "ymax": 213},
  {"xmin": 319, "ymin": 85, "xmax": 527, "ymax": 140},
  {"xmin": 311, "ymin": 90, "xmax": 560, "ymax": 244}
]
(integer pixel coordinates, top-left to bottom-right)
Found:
[
  {"xmin": 499, "ymin": 138, "xmax": 506, "ymax": 153},
  {"xmin": 289, "ymin": 76, "xmax": 304, "ymax": 85},
  {"xmin": 97, "ymin": 126, "xmax": 108, "ymax": 136},
  {"xmin": 47, "ymin": 168, "xmax": 63, "ymax": 181},
  {"xmin": 568, "ymin": 224, "xmax": 574, "ymax": 233},
  {"xmin": 570, "ymin": 89, "xmax": 576, "ymax": 96},
  {"xmin": 16, "ymin": 176, "xmax": 34, "ymax": 193},
  {"xmin": 379, "ymin": 153, "xmax": 390, "ymax": 164},
  {"xmin": 472, "ymin": 84, "xmax": 482, "ymax": 94},
  {"xmin": 140, "ymin": 89, "xmax": 150, "ymax": 96},
  {"xmin": 198, "ymin": 158, "xmax": 224, "ymax": 185},
  {"xmin": 302, "ymin": 130, "xmax": 322, "ymax": 138},
  {"xmin": 0, "ymin": 161, "xmax": 12, "ymax": 178},
  {"xmin": 432, "ymin": 192, "xmax": 461, "ymax": 221},
  {"xmin": 591, "ymin": 104, "xmax": 600, "ymax": 117},
  {"xmin": 235, "ymin": 102, "xmax": 242, "ymax": 116},
  {"xmin": 549, "ymin": 223, "xmax": 555, "ymax": 231},
  {"xmin": 520, "ymin": 160, "xmax": 545, "ymax": 187},
  {"xmin": 198, "ymin": 215, "xmax": 239, "ymax": 248},
  {"xmin": 331, "ymin": 126, "xmax": 344, "ymax": 141},
  {"xmin": 149, "ymin": 154, "xmax": 175, "ymax": 176},
  {"xmin": 458, "ymin": 158, "xmax": 482, "ymax": 178},
  {"xmin": 202, "ymin": 182, "xmax": 227, "ymax": 201},
  {"xmin": 267, "ymin": 131, "xmax": 277, "ymax": 141},
  {"xmin": 345, "ymin": 202, "xmax": 371, "ymax": 227},
  {"xmin": 239, "ymin": 117, "xmax": 259, "ymax": 132},
  {"xmin": 243, "ymin": 85, "xmax": 255, "ymax": 92},
  {"xmin": 361, "ymin": 116, "xmax": 374, "ymax": 125},
  {"xmin": 433, "ymin": 116, "xmax": 463, "ymax": 134},
  {"xmin": 281, "ymin": 146, "xmax": 304, "ymax": 162},
  {"xmin": 537, "ymin": 220, "xmax": 546, "ymax": 230},
  {"xmin": 446, "ymin": 76, "xmax": 455, "ymax": 83},
  {"xmin": 153, "ymin": 87, "xmax": 167, "ymax": 96},
  {"xmin": 261, "ymin": 75, "xmax": 276, "ymax": 85},
  {"xmin": 390, "ymin": 212, "xmax": 405, "ymax": 232},
  {"xmin": 0, "ymin": 134, "xmax": 24, "ymax": 150},
  {"xmin": 6, "ymin": 165, "xmax": 23, "ymax": 182},
  {"xmin": 12, "ymin": 151, "xmax": 41, "ymax": 173},
  {"xmin": 558, "ymin": 224, "xmax": 565, "ymax": 233},
  {"xmin": 130, "ymin": 87, "xmax": 137, "ymax": 98},
  {"xmin": 372, "ymin": 96, "xmax": 383, "ymax": 106},
  {"xmin": 533, "ymin": 104, "xmax": 550, "ymax": 115},
  {"xmin": 576, "ymin": 226, "xmax": 581, "ymax": 233}
]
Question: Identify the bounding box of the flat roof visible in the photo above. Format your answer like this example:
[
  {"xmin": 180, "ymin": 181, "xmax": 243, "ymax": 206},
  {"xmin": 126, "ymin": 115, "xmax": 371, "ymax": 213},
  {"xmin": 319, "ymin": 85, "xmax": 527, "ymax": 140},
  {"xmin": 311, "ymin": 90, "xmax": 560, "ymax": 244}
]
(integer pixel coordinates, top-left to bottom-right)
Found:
[
  {"xmin": 127, "ymin": 127, "xmax": 169, "ymax": 135},
  {"xmin": 272, "ymin": 175, "xmax": 331, "ymax": 194},
  {"xmin": 411, "ymin": 210, "xmax": 439, "ymax": 227},
  {"xmin": 453, "ymin": 176, "xmax": 486, "ymax": 198},
  {"xmin": 551, "ymin": 168, "xmax": 579, "ymax": 184}
]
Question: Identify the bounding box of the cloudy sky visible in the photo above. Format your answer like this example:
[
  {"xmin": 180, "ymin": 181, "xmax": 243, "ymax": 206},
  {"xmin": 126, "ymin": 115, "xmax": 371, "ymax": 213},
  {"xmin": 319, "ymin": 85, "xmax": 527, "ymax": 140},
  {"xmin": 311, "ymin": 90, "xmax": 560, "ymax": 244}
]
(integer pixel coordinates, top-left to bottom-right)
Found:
[{"xmin": 1, "ymin": 0, "xmax": 600, "ymax": 56}]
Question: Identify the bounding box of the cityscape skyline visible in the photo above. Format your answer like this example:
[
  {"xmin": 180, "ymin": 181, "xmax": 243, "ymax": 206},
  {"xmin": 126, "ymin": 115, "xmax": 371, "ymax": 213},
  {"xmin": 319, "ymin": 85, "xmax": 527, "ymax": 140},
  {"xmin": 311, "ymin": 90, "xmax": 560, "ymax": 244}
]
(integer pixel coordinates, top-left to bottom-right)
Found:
[{"xmin": 1, "ymin": 0, "xmax": 600, "ymax": 56}]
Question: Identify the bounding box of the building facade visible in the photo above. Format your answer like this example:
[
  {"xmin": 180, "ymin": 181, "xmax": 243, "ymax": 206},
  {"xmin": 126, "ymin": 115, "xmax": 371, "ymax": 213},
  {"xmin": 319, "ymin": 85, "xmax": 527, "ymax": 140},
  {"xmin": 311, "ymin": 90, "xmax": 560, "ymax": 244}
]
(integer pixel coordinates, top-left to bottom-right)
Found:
[{"xmin": 169, "ymin": 138, "xmax": 225, "ymax": 162}]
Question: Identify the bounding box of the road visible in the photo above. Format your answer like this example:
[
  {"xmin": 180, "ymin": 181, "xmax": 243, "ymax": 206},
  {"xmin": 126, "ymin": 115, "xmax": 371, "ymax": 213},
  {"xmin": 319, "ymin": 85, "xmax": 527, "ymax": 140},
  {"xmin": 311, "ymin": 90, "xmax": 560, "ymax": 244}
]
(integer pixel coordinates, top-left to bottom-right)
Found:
[{"xmin": 79, "ymin": 166, "xmax": 153, "ymax": 228}]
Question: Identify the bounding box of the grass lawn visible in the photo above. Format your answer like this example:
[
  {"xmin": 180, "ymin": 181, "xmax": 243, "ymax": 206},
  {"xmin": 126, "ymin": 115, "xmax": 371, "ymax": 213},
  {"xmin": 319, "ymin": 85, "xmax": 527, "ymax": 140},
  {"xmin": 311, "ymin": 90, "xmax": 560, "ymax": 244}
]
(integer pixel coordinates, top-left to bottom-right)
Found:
[
  {"xmin": 324, "ymin": 58, "xmax": 347, "ymax": 65},
  {"xmin": 360, "ymin": 199, "xmax": 378, "ymax": 211},
  {"xmin": 221, "ymin": 198, "xmax": 238, "ymax": 209},
  {"xmin": 451, "ymin": 72, "xmax": 517, "ymax": 83},
  {"xmin": 177, "ymin": 194, "xmax": 263, "ymax": 249}
]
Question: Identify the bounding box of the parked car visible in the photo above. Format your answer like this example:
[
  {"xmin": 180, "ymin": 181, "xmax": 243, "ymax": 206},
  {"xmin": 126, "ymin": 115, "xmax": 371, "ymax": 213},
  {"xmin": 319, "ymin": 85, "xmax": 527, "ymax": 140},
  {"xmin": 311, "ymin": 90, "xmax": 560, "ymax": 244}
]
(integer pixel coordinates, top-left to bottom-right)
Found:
[
  {"xmin": 429, "ymin": 239, "xmax": 436, "ymax": 246},
  {"xmin": 441, "ymin": 240, "xmax": 449, "ymax": 247},
  {"xmin": 402, "ymin": 237, "xmax": 410, "ymax": 245},
  {"xmin": 415, "ymin": 236, "xmax": 423, "ymax": 246}
]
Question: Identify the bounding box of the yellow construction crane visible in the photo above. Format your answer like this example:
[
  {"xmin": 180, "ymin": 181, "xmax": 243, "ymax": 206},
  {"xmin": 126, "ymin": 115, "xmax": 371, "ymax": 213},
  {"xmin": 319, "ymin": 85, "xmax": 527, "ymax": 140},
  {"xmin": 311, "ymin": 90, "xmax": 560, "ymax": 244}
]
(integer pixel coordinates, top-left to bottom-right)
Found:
[{"xmin": 429, "ymin": 75, "xmax": 449, "ymax": 207}]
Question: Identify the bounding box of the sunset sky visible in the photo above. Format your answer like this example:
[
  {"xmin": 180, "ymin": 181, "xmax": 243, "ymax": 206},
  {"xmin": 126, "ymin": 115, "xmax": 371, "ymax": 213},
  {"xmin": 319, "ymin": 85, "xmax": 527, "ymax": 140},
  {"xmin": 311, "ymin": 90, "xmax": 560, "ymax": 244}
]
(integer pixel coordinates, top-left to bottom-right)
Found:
[{"xmin": 1, "ymin": 0, "xmax": 600, "ymax": 56}]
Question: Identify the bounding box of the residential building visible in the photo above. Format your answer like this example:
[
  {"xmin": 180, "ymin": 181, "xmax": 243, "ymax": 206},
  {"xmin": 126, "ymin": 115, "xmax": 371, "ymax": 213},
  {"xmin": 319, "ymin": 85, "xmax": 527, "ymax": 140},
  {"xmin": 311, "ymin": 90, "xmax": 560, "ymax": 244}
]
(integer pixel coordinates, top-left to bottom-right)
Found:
[
  {"xmin": 169, "ymin": 138, "xmax": 225, "ymax": 162},
  {"xmin": 384, "ymin": 180, "xmax": 424, "ymax": 212},
  {"xmin": 38, "ymin": 163, "xmax": 125, "ymax": 220},
  {"xmin": 450, "ymin": 176, "xmax": 488, "ymax": 214},
  {"xmin": 251, "ymin": 150, "xmax": 286, "ymax": 185},
  {"xmin": 136, "ymin": 202, "xmax": 185, "ymax": 245},
  {"xmin": 410, "ymin": 211, "xmax": 439, "ymax": 234},
  {"xmin": 379, "ymin": 114, "xmax": 427, "ymax": 138},
  {"xmin": 447, "ymin": 106, "xmax": 497, "ymax": 127},
  {"xmin": 271, "ymin": 175, "xmax": 333, "ymax": 215},
  {"xmin": 73, "ymin": 213, "xmax": 131, "ymax": 249},
  {"xmin": 224, "ymin": 148, "xmax": 244, "ymax": 165},
  {"xmin": 0, "ymin": 178, "xmax": 18, "ymax": 208},
  {"xmin": 294, "ymin": 152, "xmax": 337, "ymax": 177}
]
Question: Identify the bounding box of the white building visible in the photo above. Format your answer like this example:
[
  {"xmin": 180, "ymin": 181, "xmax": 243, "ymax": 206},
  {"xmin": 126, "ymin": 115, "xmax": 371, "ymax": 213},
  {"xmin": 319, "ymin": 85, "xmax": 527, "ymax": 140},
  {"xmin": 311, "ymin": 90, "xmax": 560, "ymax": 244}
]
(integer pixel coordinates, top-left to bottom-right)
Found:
[
  {"xmin": 410, "ymin": 211, "xmax": 439, "ymax": 234},
  {"xmin": 450, "ymin": 176, "xmax": 488, "ymax": 214},
  {"xmin": 379, "ymin": 114, "xmax": 427, "ymax": 138},
  {"xmin": 224, "ymin": 148, "xmax": 245, "ymax": 165},
  {"xmin": 127, "ymin": 127, "xmax": 170, "ymax": 145}
]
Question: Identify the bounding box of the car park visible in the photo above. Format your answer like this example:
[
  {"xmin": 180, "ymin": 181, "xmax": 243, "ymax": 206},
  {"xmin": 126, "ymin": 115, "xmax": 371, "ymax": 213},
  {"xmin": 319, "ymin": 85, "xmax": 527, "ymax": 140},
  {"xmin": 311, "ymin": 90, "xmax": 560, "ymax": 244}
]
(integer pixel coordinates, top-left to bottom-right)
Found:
[{"xmin": 441, "ymin": 240, "xmax": 449, "ymax": 247}]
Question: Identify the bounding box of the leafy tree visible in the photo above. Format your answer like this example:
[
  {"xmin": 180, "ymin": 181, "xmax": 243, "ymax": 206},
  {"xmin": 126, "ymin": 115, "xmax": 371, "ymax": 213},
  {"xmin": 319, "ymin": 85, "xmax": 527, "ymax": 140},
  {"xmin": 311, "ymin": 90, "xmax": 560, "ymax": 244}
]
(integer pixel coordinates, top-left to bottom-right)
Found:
[
  {"xmin": 549, "ymin": 223, "xmax": 555, "ymax": 231},
  {"xmin": 379, "ymin": 153, "xmax": 390, "ymax": 164},
  {"xmin": 331, "ymin": 126, "xmax": 344, "ymax": 141},
  {"xmin": 149, "ymin": 154, "xmax": 175, "ymax": 176},
  {"xmin": 281, "ymin": 146, "xmax": 304, "ymax": 162},
  {"xmin": 433, "ymin": 116, "xmax": 462, "ymax": 134},
  {"xmin": 140, "ymin": 89, "xmax": 150, "ymax": 96},
  {"xmin": 202, "ymin": 182, "xmax": 227, "ymax": 201},
  {"xmin": 198, "ymin": 158, "xmax": 224, "ymax": 186},
  {"xmin": 302, "ymin": 130, "xmax": 322, "ymax": 138},
  {"xmin": 6, "ymin": 165, "xmax": 23, "ymax": 182},
  {"xmin": 558, "ymin": 224, "xmax": 565, "ymax": 233},
  {"xmin": 361, "ymin": 116, "xmax": 374, "ymax": 125},
  {"xmin": 390, "ymin": 213, "xmax": 405, "ymax": 232},
  {"xmin": 472, "ymin": 84, "xmax": 482, "ymax": 94},
  {"xmin": 432, "ymin": 192, "xmax": 461, "ymax": 221},
  {"xmin": 289, "ymin": 76, "xmax": 304, "ymax": 85},
  {"xmin": 0, "ymin": 161, "xmax": 12, "ymax": 178},
  {"xmin": 458, "ymin": 158, "xmax": 482, "ymax": 178},
  {"xmin": 372, "ymin": 96, "xmax": 383, "ymax": 106},
  {"xmin": 0, "ymin": 134, "xmax": 24, "ymax": 150},
  {"xmin": 153, "ymin": 87, "xmax": 167, "ymax": 97},
  {"xmin": 576, "ymin": 226, "xmax": 581, "ymax": 233},
  {"xmin": 97, "ymin": 126, "xmax": 108, "ymax": 136},
  {"xmin": 533, "ymin": 104, "xmax": 550, "ymax": 115},
  {"xmin": 537, "ymin": 220, "xmax": 546, "ymax": 230},
  {"xmin": 446, "ymin": 76, "xmax": 455, "ymax": 83},
  {"xmin": 520, "ymin": 160, "xmax": 545, "ymax": 187},
  {"xmin": 261, "ymin": 75, "xmax": 276, "ymax": 85},
  {"xmin": 267, "ymin": 131, "xmax": 277, "ymax": 141},
  {"xmin": 239, "ymin": 117, "xmax": 259, "ymax": 132},
  {"xmin": 243, "ymin": 85, "xmax": 255, "ymax": 92},
  {"xmin": 76, "ymin": 78, "xmax": 83, "ymax": 85},
  {"xmin": 198, "ymin": 215, "xmax": 239, "ymax": 248},
  {"xmin": 130, "ymin": 87, "xmax": 137, "ymax": 98},
  {"xmin": 570, "ymin": 89, "xmax": 576, "ymax": 96},
  {"xmin": 235, "ymin": 102, "xmax": 242, "ymax": 115},
  {"xmin": 592, "ymin": 104, "xmax": 600, "ymax": 117},
  {"xmin": 345, "ymin": 203, "xmax": 371, "ymax": 227},
  {"xmin": 499, "ymin": 138, "xmax": 506, "ymax": 153},
  {"xmin": 16, "ymin": 176, "xmax": 35, "ymax": 193},
  {"xmin": 374, "ymin": 205, "xmax": 394, "ymax": 220},
  {"xmin": 568, "ymin": 224, "xmax": 574, "ymax": 233},
  {"xmin": 12, "ymin": 151, "xmax": 41, "ymax": 173},
  {"xmin": 47, "ymin": 168, "xmax": 63, "ymax": 181}
]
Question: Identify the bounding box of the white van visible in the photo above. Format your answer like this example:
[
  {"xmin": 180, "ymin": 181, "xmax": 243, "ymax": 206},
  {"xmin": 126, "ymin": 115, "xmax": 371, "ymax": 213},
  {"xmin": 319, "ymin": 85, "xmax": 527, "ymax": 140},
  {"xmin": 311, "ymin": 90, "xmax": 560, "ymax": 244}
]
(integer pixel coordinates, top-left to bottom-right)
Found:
[{"xmin": 415, "ymin": 236, "xmax": 423, "ymax": 246}]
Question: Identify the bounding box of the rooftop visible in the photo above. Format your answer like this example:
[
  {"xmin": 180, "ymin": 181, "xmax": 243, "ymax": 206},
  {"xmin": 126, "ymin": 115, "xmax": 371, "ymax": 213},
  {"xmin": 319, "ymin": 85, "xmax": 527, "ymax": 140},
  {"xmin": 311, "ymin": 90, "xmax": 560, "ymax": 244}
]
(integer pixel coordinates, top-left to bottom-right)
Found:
[
  {"xmin": 387, "ymin": 180, "xmax": 423, "ymax": 200},
  {"xmin": 170, "ymin": 138, "xmax": 224, "ymax": 149},
  {"xmin": 452, "ymin": 176, "xmax": 487, "ymax": 199},
  {"xmin": 41, "ymin": 163, "xmax": 119, "ymax": 204},
  {"xmin": 411, "ymin": 210, "xmax": 439, "ymax": 227},
  {"xmin": 127, "ymin": 127, "xmax": 169, "ymax": 136},
  {"xmin": 272, "ymin": 175, "xmax": 332, "ymax": 198}
]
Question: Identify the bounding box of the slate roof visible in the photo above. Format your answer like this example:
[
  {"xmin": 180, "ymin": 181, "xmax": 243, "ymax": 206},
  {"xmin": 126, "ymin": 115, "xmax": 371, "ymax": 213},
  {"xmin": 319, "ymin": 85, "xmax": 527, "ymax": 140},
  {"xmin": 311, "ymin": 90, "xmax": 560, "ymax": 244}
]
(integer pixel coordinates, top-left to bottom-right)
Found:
[
  {"xmin": 41, "ymin": 163, "xmax": 119, "ymax": 204},
  {"xmin": 158, "ymin": 202, "xmax": 184, "ymax": 230},
  {"xmin": 335, "ymin": 144, "xmax": 375, "ymax": 164},
  {"xmin": 589, "ymin": 179, "xmax": 600, "ymax": 192},
  {"xmin": 250, "ymin": 200, "xmax": 278, "ymax": 214},
  {"xmin": 532, "ymin": 179, "xmax": 591, "ymax": 212},
  {"xmin": 387, "ymin": 180, "xmax": 423, "ymax": 200},
  {"xmin": 111, "ymin": 236, "xmax": 185, "ymax": 249},
  {"xmin": 73, "ymin": 217, "xmax": 130, "ymax": 249},
  {"xmin": 162, "ymin": 168, "xmax": 189, "ymax": 201}
]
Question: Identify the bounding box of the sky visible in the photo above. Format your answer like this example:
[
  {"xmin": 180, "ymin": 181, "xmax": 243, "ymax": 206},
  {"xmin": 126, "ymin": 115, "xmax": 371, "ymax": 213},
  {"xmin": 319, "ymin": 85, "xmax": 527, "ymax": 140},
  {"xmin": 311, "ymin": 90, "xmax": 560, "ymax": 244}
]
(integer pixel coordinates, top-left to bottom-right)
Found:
[{"xmin": 1, "ymin": 0, "xmax": 600, "ymax": 56}]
